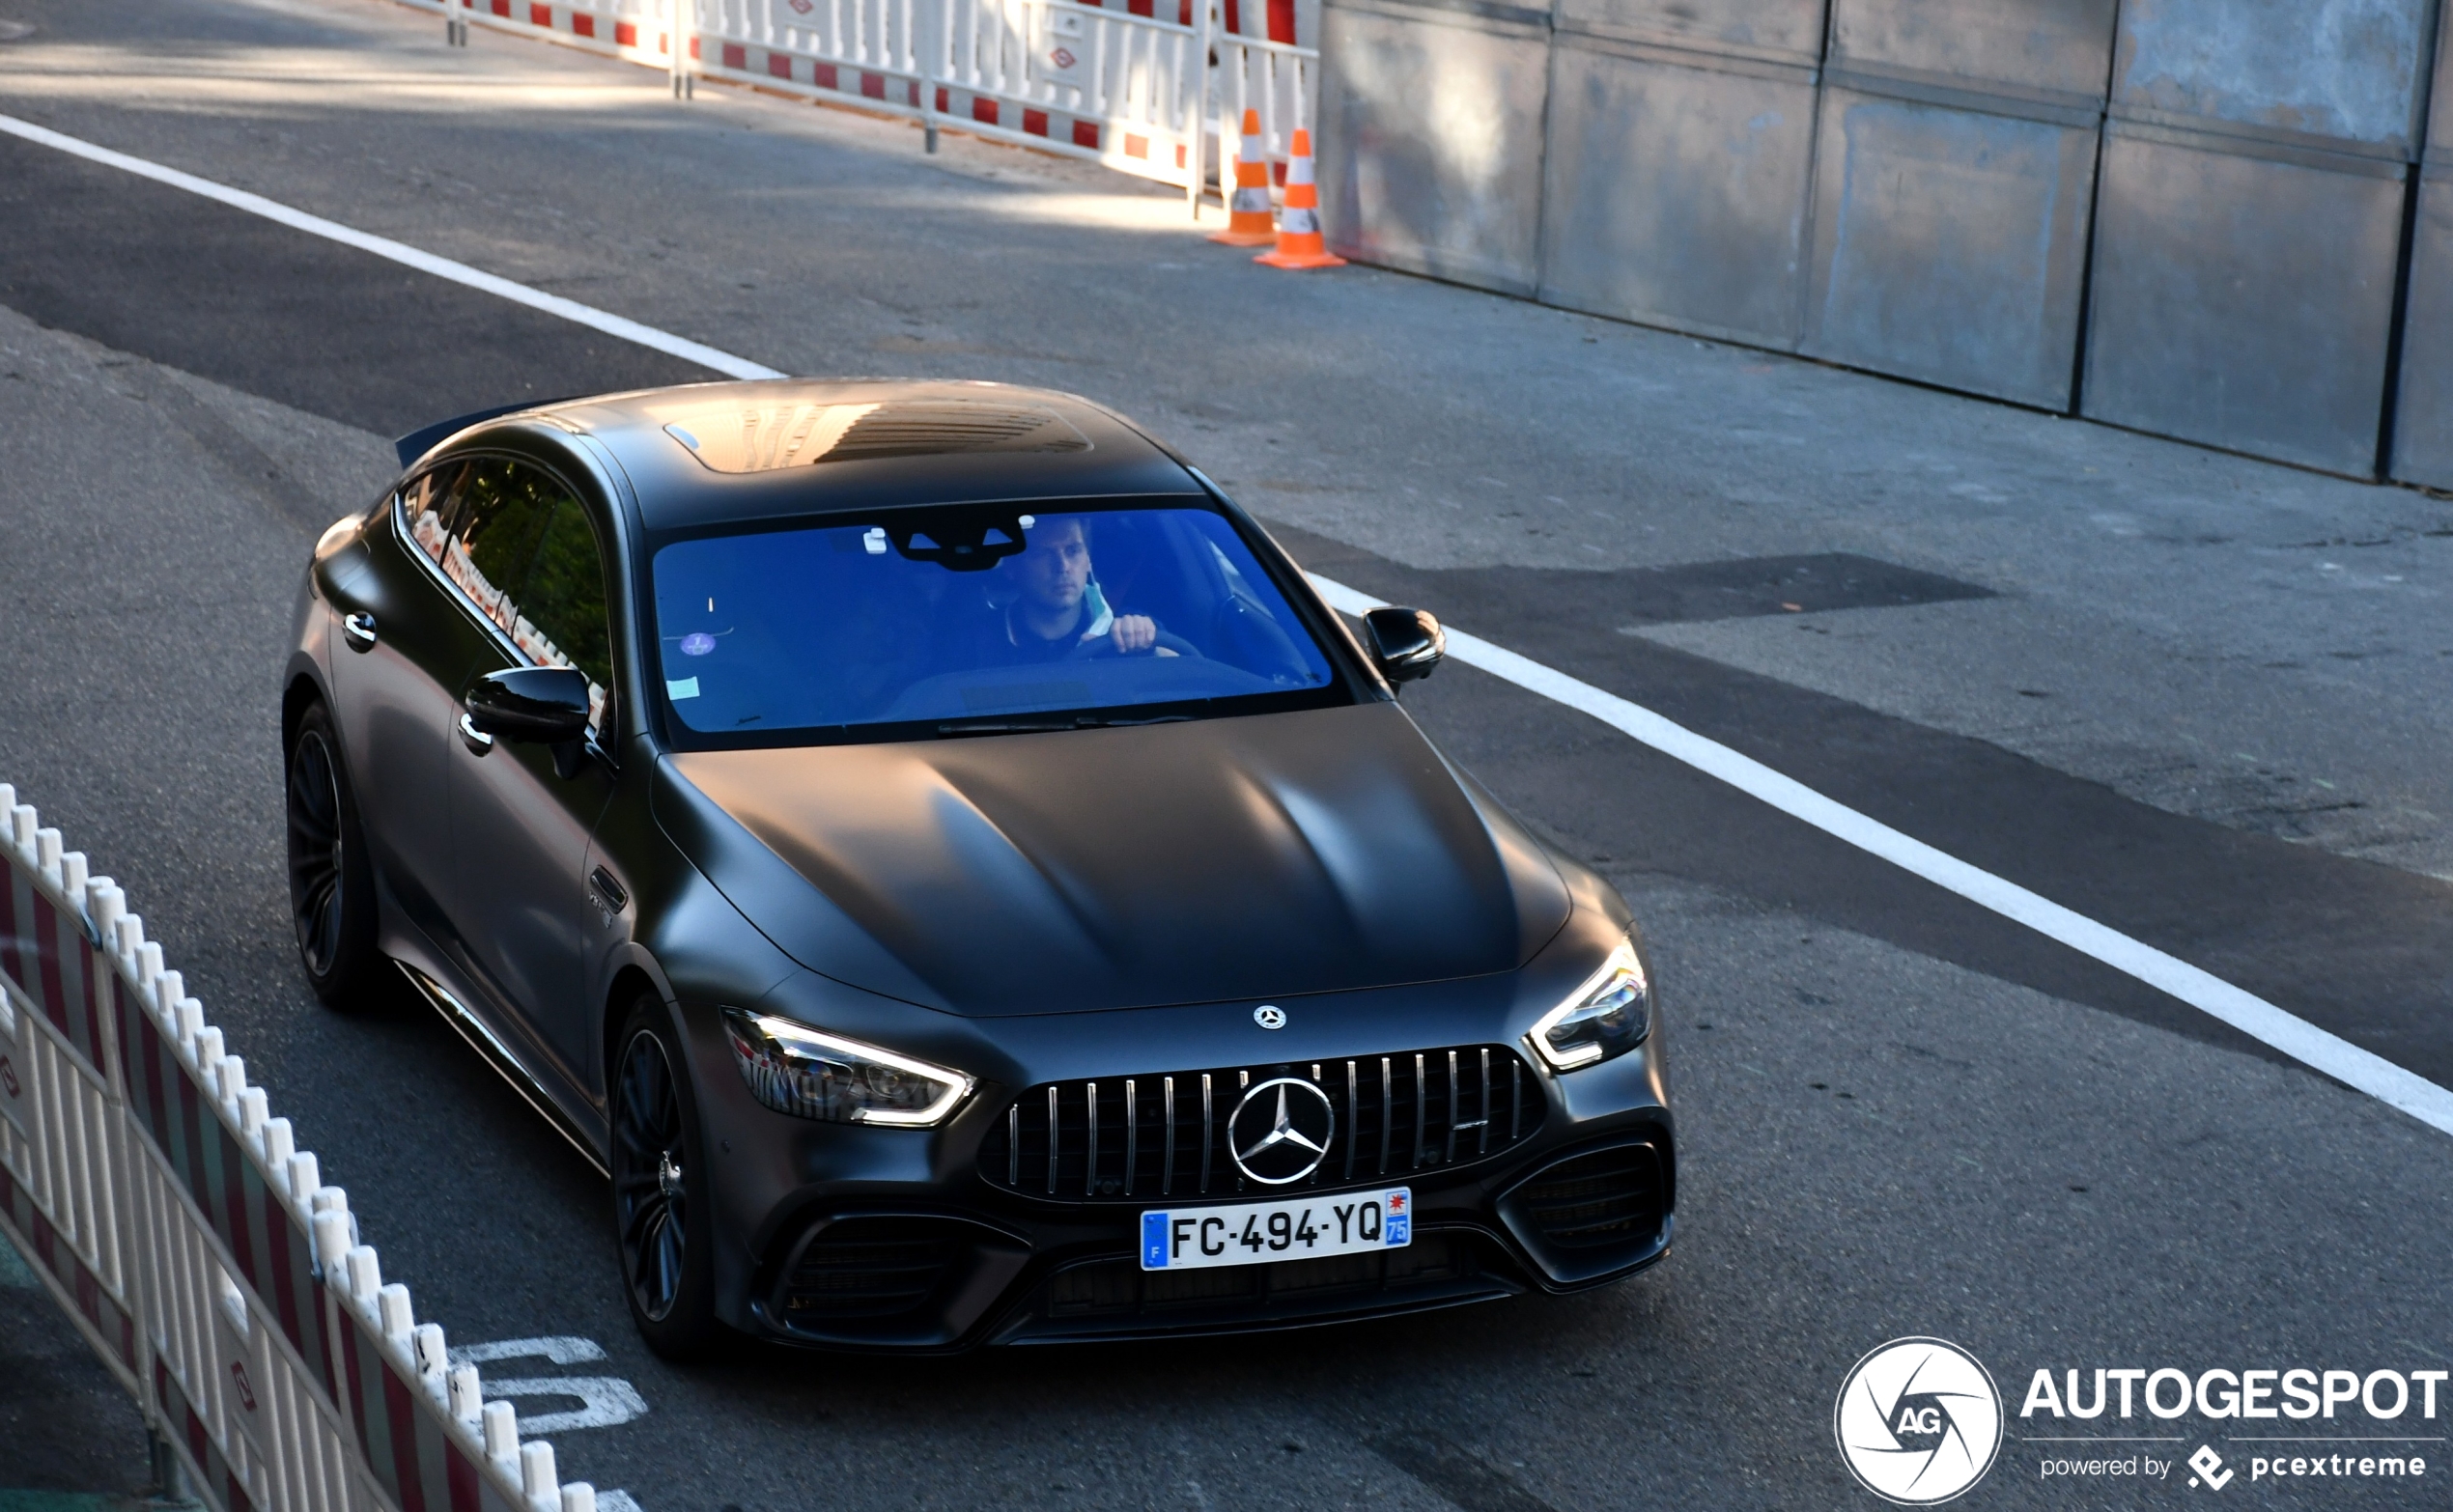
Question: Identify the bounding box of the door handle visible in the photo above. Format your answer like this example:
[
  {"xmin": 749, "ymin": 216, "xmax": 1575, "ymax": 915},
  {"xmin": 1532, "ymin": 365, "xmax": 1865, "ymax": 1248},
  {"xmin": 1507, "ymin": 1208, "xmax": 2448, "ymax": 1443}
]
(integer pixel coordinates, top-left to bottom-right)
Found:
[
  {"xmin": 342, "ymin": 612, "xmax": 379, "ymax": 652},
  {"xmin": 458, "ymin": 713, "xmax": 495, "ymax": 754}
]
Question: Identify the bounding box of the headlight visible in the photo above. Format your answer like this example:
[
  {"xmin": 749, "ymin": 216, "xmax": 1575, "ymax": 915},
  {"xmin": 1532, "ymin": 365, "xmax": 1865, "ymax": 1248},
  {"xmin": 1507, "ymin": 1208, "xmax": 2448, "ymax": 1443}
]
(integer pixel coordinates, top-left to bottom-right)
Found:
[
  {"xmin": 1529, "ymin": 938, "xmax": 1649, "ymax": 1071},
  {"xmin": 721, "ymin": 1008, "xmax": 973, "ymax": 1127}
]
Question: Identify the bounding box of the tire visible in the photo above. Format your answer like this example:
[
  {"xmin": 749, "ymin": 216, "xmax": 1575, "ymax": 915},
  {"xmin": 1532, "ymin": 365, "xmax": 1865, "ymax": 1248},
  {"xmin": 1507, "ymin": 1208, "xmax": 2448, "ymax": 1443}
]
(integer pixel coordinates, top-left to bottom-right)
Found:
[
  {"xmin": 285, "ymin": 702, "xmax": 383, "ymax": 1008},
  {"xmin": 610, "ymin": 994, "xmax": 724, "ymax": 1359}
]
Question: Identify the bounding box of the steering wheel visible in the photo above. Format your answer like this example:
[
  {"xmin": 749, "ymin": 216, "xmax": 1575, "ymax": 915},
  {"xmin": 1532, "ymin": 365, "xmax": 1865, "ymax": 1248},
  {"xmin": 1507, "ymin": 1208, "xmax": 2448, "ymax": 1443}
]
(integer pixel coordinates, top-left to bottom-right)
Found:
[{"xmin": 1071, "ymin": 627, "xmax": 1202, "ymax": 660}]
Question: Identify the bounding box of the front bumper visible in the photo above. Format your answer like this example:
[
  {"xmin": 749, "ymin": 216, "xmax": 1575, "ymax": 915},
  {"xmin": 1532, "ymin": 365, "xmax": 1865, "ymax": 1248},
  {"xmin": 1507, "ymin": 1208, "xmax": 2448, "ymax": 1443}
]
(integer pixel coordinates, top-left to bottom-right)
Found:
[
  {"xmin": 749, "ymin": 1137, "xmax": 1673, "ymax": 1349},
  {"xmin": 682, "ymin": 923, "xmax": 1678, "ymax": 1351},
  {"xmin": 719, "ymin": 1080, "xmax": 1673, "ymax": 1350}
]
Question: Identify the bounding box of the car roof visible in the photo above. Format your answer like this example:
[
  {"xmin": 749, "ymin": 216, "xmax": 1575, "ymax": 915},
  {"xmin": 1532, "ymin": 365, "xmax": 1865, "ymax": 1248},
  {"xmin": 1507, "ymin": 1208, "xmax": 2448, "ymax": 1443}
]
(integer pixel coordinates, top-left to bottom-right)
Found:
[{"xmin": 465, "ymin": 378, "xmax": 1207, "ymax": 533}]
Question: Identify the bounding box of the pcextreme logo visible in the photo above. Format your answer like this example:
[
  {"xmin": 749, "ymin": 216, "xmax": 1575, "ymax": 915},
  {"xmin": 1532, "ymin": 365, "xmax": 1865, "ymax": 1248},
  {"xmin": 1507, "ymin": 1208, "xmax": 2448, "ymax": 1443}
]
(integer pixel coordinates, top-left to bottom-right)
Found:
[{"xmin": 1835, "ymin": 1337, "xmax": 2006, "ymax": 1504}]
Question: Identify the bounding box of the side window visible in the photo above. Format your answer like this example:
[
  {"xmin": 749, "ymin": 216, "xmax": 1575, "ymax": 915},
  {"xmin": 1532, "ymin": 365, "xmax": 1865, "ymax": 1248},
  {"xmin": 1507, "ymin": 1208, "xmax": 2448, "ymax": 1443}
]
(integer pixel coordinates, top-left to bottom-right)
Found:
[
  {"xmin": 400, "ymin": 458, "xmax": 614, "ymax": 731},
  {"xmin": 399, "ymin": 463, "xmax": 462, "ymax": 563},
  {"xmin": 403, "ymin": 458, "xmax": 560, "ymax": 637},
  {"xmin": 513, "ymin": 499, "xmax": 615, "ymax": 733}
]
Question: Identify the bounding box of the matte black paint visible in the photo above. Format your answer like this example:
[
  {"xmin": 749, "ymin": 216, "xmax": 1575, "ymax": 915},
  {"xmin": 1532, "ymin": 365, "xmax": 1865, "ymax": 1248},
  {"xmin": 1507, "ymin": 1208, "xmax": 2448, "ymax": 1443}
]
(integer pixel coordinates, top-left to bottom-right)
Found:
[
  {"xmin": 668, "ymin": 705, "xmax": 1572, "ymax": 1016},
  {"xmin": 296, "ymin": 381, "xmax": 1675, "ymax": 1348},
  {"xmin": 540, "ymin": 382, "xmax": 1210, "ymax": 534}
]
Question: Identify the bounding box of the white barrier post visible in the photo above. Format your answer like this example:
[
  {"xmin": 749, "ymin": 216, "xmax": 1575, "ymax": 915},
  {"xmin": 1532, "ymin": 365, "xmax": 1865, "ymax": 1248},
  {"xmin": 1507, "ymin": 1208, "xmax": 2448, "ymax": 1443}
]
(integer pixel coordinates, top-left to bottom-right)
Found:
[
  {"xmin": 0, "ymin": 778, "xmax": 594, "ymax": 1512},
  {"xmin": 483, "ymin": 0, "xmax": 1309, "ymax": 195}
]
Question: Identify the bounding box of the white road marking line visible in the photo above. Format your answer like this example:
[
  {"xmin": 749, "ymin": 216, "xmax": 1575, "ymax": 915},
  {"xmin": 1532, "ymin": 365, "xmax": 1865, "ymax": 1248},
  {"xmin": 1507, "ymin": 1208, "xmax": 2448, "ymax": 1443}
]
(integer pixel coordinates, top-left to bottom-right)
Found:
[
  {"xmin": 1310, "ymin": 576, "xmax": 2453, "ymax": 1137},
  {"xmin": 452, "ymin": 1337, "xmax": 647, "ymax": 1431},
  {"xmin": 452, "ymin": 1335, "xmax": 609, "ymax": 1366},
  {"xmin": 482, "ymin": 1376, "xmax": 650, "ymax": 1434},
  {"xmin": 10, "ymin": 112, "xmax": 2448, "ymax": 1139},
  {"xmin": 0, "ymin": 113, "xmax": 784, "ymax": 383}
]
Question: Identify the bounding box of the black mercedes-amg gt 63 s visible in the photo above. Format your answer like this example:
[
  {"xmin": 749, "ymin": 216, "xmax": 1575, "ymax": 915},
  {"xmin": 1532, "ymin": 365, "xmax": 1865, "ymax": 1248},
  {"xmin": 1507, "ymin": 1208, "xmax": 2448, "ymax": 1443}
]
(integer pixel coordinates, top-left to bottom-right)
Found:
[{"xmin": 284, "ymin": 379, "xmax": 1673, "ymax": 1356}]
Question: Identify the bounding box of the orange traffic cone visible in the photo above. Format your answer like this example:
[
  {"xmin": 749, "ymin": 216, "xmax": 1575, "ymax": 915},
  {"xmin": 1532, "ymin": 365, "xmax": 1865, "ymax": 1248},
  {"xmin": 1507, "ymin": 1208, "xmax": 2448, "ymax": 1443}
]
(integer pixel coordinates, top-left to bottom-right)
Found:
[
  {"xmin": 1255, "ymin": 128, "xmax": 1344, "ymax": 269},
  {"xmin": 1208, "ymin": 109, "xmax": 1278, "ymax": 246}
]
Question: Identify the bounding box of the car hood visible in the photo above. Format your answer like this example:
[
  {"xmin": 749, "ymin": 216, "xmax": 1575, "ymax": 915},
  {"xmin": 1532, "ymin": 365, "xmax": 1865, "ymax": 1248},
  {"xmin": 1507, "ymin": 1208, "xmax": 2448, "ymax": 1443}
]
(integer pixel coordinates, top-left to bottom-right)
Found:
[{"xmin": 654, "ymin": 703, "xmax": 1572, "ymax": 1016}]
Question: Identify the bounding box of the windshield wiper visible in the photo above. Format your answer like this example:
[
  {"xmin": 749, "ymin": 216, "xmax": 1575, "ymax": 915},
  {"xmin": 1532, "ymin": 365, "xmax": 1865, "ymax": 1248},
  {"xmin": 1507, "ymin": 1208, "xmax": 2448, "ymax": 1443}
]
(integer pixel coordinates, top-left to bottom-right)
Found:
[
  {"xmin": 935, "ymin": 713, "xmax": 1196, "ymax": 738},
  {"xmin": 935, "ymin": 718, "xmax": 1077, "ymax": 737}
]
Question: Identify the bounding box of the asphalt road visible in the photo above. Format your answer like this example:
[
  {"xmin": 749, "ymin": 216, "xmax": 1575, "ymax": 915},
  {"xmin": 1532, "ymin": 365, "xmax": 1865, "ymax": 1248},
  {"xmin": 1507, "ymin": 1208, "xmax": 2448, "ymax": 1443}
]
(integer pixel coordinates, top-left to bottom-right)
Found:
[{"xmin": 0, "ymin": 1, "xmax": 2449, "ymax": 1508}]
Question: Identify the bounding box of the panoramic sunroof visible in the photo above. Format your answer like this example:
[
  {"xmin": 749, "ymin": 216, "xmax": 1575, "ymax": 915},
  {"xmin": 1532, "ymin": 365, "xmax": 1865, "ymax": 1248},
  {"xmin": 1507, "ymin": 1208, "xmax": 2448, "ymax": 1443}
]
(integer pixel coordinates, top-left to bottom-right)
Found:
[{"xmin": 662, "ymin": 400, "xmax": 1091, "ymax": 473}]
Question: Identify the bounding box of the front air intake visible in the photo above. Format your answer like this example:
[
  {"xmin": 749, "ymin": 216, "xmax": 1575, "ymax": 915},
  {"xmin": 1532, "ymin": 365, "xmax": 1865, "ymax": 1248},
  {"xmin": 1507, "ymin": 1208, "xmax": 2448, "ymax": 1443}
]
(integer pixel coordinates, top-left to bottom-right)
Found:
[
  {"xmin": 1504, "ymin": 1141, "xmax": 1668, "ymax": 1258},
  {"xmin": 781, "ymin": 1218, "xmax": 960, "ymax": 1322},
  {"xmin": 767, "ymin": 1216, "xmax": 1031, "ymax": 1348}
]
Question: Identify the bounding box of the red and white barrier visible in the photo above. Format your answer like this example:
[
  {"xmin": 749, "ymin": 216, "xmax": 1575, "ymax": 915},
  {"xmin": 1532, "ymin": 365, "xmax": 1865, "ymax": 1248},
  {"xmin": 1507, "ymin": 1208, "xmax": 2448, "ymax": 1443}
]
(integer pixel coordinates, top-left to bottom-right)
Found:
[
  {"xmin": 405, "ymin": 0, "xmax": 1315, "ymax": 207},
  {"xmin": 0, "ymin": 782, "xmax": 602, "ymax": 1512}
]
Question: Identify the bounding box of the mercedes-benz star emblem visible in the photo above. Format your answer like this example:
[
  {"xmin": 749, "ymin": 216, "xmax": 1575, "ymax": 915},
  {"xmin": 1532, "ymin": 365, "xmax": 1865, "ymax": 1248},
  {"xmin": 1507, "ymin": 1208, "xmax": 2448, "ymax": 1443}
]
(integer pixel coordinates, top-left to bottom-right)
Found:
[
  {"xmin": 1226, "ymin": 1077, "xmax": 1335, "ymax": 1185},
  {"xmin": 1253, "ymin": 1004, "xmax": 1286, "ymax": 1029}
]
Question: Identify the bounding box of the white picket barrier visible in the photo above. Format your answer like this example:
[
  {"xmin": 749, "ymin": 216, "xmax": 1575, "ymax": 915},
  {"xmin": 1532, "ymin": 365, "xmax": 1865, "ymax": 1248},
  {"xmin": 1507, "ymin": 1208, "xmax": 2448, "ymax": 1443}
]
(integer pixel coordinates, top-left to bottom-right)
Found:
[
  {"xmin": 417, "ymin": 0, "xmax": 1315, "ymax": 205},
  {"xmin": 1213, "ymin": 28, "xmax": 1308, "ymax": 182},
  {"xmin": 0, "ymin": 781, "xmax": 599, "ymax": 1512}
]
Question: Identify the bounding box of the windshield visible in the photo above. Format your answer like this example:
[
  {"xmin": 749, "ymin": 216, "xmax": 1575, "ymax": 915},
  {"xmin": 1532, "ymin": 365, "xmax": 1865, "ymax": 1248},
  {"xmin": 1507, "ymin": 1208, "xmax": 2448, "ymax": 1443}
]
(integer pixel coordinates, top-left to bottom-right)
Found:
[{"xmin": 649, "ymin": 504, "xmax": 1345, "ymax": 742}]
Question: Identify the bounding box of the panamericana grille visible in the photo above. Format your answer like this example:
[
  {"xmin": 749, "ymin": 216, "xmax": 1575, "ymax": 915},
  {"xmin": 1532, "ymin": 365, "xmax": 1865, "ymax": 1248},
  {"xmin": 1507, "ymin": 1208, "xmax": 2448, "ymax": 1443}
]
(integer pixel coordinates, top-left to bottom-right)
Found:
[{"xmin": 978, "ymin": 1046, "xmax": 1543, "ymax": 1201}]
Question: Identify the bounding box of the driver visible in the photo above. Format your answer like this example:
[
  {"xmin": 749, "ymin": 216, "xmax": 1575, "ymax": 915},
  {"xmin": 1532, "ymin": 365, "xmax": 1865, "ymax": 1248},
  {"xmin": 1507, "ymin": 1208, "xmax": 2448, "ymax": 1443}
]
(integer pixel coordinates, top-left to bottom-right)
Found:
[{"xmin": 955, "ymin": 515, "xmax": 1174, "ymax": 664}]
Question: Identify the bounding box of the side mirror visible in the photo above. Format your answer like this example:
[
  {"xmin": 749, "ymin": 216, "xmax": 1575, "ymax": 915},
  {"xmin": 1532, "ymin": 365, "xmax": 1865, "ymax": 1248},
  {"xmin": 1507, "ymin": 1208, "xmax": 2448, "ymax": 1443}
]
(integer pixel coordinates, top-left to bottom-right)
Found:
[
  {"xmin": 465, "ymin": 666, "xmax": 592, "ymax": 745},
  {"xmin": 1363, "ymin": 606, "xmax": 1446, "ymax": 686}
]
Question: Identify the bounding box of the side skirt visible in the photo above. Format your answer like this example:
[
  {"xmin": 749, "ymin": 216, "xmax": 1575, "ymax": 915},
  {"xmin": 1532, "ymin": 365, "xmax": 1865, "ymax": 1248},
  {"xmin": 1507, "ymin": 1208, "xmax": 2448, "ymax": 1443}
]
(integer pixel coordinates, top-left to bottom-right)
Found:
[{"xmin": 394, "ymin": 960, "xmax": 610, "ymax": 1177}]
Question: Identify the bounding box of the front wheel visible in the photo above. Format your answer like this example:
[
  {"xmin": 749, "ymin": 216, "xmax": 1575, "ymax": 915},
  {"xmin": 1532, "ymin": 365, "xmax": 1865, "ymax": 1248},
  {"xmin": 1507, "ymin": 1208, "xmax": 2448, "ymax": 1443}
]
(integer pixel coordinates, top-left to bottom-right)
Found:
[
  {"xmin": 611, "ymin": 995, "xmax": 723, "ymax": 1359},
  {"xmin": 285, "ymin": 703, "xmax": 381, "ymax": 1008}
]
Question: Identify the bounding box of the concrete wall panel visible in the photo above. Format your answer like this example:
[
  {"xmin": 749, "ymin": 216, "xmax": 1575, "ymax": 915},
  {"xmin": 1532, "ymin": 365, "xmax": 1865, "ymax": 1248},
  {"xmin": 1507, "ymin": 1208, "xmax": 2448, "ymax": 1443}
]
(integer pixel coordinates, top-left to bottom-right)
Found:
[
  {"xmin": 2435, "ymin": 0, "xmax": 2453, "ymax": 161},
  {"xmin": 1551, "ymin": 0, "xmax": 1827, "ymax": 63},
  {"xmin": 2389, "ymin": 175, "xmax": 2453, "ymax": 488},
  {"xmin": 2082, "ymin": 129, "xmax": 2405, "ymax": 474},
  {"xmin": 1316, "ymin": 0, "xmax": 1551, "ymax": 295},
  {"xmin": 2113, "ymin": 0, "xmax": 2434, "ymax": 154},
  {"xmin": 1803, "ymin": 89, "xmax": 2099, "ymax": 406},
  {"xmin": 1539, "ymin": 41, "xmax": 1818, "ymax": 346},
  {"xmin": 1830, "ymin": 0, "xmax": 2119, "ymax": 100},
  {"xmin": 2389, "ymin": 17, "xmax": 2453, "ymax": 488}
]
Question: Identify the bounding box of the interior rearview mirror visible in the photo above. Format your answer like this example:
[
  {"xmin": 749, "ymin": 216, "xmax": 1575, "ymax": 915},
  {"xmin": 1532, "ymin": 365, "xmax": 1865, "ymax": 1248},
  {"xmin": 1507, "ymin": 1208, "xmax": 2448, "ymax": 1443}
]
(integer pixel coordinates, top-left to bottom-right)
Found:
[{"xmin": 1363, "ymin": 606, "xmax": 1445, "ymax": 686}]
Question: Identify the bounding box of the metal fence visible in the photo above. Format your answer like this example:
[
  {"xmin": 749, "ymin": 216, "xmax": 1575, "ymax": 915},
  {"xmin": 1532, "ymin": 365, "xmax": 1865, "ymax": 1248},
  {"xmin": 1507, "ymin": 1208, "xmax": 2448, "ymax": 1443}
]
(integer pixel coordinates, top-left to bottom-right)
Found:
[
  {"xmin": 1317, "ymin": 0, "xmax": 2453, "ymax": 485},
  {"xmin": 429, "ymin": 0, "xmax": 1319, "ymax": 209},
  {"xmin": 0, "ymin": 782, "xmax": 599, "ymax": 1512}
]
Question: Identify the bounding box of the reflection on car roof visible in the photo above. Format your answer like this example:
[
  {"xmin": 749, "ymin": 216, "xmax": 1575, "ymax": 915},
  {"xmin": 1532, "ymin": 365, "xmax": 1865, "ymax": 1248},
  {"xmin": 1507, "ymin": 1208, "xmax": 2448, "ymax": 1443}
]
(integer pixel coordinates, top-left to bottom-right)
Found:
[
  {"xmin": 663, "ymin": 399, "xmax": 1091, "ymax": 474},
  {"xmin": 527, "ymin": 379, "xmax": 1199, "ymax": 531}
]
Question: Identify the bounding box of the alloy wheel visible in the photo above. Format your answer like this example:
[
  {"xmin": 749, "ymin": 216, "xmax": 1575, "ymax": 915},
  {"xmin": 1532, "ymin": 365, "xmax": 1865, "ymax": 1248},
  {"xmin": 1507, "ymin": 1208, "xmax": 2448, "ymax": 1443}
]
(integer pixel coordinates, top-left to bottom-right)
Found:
[
  {"xmin": 286, "ymin": 729, "xmax": 347, "ymax": 977},
  {"xmin": 615, "ymin": 1029, "xmax": 689, "ymax": 1323}
]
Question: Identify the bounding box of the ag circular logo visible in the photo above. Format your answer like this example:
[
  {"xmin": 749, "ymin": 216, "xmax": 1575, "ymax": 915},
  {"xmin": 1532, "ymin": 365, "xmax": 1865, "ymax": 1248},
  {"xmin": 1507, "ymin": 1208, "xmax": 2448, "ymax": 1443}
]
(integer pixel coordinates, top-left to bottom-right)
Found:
[
  {"xmin": 1834, "ymin": 1337, "xmax": 2003, "ymax": 1504},
  {"xmin": 1226, "ymin": 1077, "xmax": 1335, "ymax": 1185},
  {"xmin": 1253, "ymin": 1004, "xmax": 1286, "ymax": 1029}
]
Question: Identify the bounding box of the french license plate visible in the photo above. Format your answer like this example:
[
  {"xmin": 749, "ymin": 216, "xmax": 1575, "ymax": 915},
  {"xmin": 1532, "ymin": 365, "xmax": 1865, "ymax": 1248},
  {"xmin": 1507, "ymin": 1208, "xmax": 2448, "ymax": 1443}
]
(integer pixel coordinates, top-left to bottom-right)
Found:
[{"xmin": 1140, "ymin": 1189, "xmax": 1411, "ymax": 1271}]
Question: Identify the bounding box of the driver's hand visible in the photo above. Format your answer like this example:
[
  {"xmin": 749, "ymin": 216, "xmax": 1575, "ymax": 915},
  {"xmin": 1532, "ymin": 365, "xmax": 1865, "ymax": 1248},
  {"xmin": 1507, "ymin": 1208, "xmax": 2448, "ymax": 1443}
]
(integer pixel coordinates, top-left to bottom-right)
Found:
[{"xmin": 1112, "ymin": 614, "xmax": 1157, "ymax": 654}]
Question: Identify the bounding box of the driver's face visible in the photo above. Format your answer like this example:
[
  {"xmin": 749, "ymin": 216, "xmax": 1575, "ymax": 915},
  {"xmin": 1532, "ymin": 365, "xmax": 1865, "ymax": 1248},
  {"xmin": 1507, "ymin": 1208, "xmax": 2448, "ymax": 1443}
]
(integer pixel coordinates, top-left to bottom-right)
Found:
[{"xmin": 1014, "ymin": 520, "xmax": 1090, "ymax": 610}]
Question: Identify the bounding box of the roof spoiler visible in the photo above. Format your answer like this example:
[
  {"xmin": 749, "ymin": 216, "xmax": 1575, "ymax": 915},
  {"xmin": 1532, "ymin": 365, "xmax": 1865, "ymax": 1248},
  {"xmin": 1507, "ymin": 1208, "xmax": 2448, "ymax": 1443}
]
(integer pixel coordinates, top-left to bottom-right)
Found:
[{"xmin": 392, "ymin": 396, "xmax": 579, "ymax": 469}]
